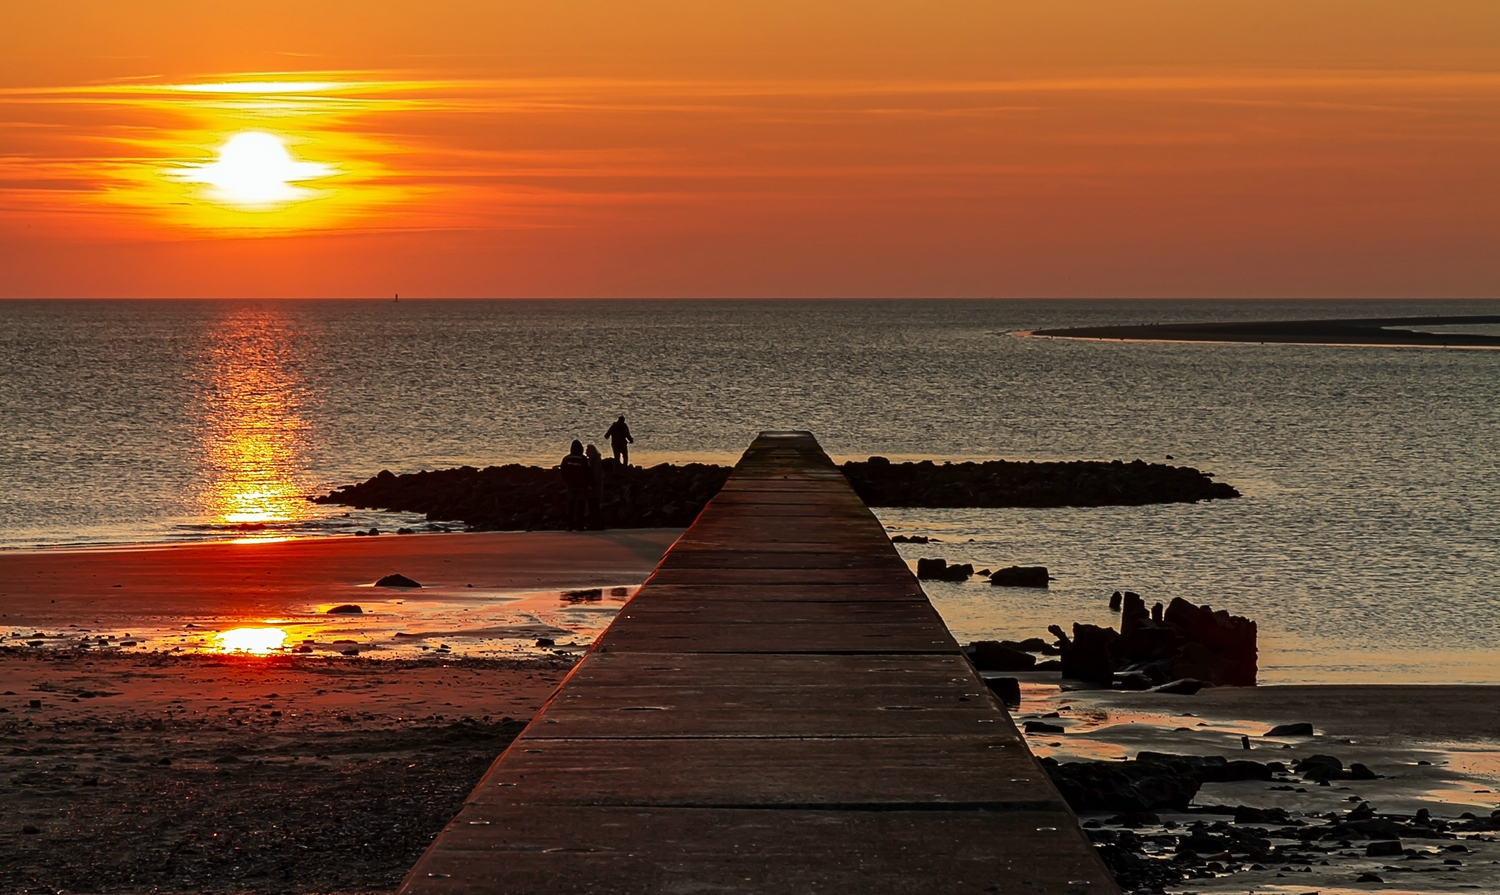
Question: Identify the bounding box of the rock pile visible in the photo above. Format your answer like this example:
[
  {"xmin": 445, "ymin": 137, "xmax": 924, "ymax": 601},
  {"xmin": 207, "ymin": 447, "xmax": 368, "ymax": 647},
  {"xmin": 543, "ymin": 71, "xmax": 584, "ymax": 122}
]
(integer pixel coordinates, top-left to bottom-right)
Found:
[
  {"xmin": 915, "ymin": 558, "xmax": 974, "ymax": 581},
  {"xmin": 1048, "ymin": 593, "xmax": 1258, "ymax": 687},
  {"xmin": 842, "ymin": 457, "xmax": 1239, "ymax": 508},
  {"xmin": 314, "ymin": 462, "xmax": 732, "ymax": 531}
]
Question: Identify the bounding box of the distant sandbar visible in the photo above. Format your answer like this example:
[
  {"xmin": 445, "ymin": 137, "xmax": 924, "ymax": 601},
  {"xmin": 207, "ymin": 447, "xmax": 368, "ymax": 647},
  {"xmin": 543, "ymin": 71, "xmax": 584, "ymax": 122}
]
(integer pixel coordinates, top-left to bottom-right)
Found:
[{"xmin": 1031, "ymin": 314, "xmax": 1500, "ymax": 347}]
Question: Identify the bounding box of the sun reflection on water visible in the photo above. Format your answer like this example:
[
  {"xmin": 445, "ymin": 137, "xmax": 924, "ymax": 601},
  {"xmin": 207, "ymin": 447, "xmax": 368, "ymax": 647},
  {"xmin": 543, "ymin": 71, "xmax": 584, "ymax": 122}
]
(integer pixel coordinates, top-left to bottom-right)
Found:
[
  {"xmin": 195, "ymin": 306, "xmax": 316, "ymax": 537},
  {"xmin": 215, "ymin": 627, "xmax": 287, "ymax": 654}
]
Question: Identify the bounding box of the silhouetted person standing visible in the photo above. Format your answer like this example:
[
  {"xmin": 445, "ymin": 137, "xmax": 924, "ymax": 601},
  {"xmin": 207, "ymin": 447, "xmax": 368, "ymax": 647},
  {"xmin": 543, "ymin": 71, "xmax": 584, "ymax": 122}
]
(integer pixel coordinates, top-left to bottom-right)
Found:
[
  {"xmin": 605, "ymin": 415, "xmax": 634, "ymax": 466},
  {"xmin": 560, "ymin": 439, "xmax": 591, "ymax": 531},
  {"xmin": 584, "ymin": 443, "xmax": 605, "ymax": 530}
]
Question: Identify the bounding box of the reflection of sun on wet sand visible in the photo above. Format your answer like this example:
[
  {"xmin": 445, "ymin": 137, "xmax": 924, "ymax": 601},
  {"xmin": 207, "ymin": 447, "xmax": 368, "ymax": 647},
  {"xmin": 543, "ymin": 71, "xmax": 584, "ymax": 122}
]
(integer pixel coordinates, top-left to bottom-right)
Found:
[
  {"xmin": 0, "ymin": 529, "xmax": 678, "ymax": 893},
  {"xmin": 1028, "ymin": 315, "xmax": 1500, "ymax": 348}
]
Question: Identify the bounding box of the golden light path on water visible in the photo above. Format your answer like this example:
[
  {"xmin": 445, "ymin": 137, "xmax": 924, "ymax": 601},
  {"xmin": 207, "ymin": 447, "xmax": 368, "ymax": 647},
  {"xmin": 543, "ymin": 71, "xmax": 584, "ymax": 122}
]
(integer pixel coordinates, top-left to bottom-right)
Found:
[
  {"xmin": 195, "ymin": 304, "xmax": 316, "ymax": 537},
  {"xmin": 214, "ymin": 627, "xmax": 288, "ymax": 655}
]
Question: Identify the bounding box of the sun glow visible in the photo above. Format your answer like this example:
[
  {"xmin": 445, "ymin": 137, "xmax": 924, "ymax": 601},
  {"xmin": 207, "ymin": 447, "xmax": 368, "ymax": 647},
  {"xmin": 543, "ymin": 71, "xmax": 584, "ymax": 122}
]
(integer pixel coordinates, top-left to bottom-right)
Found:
[
  {"xmin": 176, "ymin": 132, "xmax": 336, "ymax": 209},
  {"xmin": 215, "ymin": 627, "xmax": 287, "ymax": 655}
]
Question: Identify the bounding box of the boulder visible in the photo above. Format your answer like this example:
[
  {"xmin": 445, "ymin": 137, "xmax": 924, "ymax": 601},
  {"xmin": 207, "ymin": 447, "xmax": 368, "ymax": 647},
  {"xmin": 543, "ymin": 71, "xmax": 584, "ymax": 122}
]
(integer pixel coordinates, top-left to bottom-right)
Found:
[
  {"xmin": 984, "ymin": 677, "xmax": 1021, "ymax": 706},
  {"xmin": 1294, "ymin": 754, "xmax": 1344, "ymax": 782},
  {"xmin": 990, "ymin": 566, "xmax": 1050, "ymax": 587},
  {"xmin": 967, "ymin": 641, "xmax": 1036, "ymax": 671},
  {"xmin": 1043, "ymin": 757, "xmax": 1202, "ymax": 812},
  {"xmin": 1265, "ymin": 722, "xmax": 1314, "ymax": 737},
  {"xmin": 1049, "ymin": 623, "xmax": 1118, "ymax": 684},
  {"xmin": 375, "ymin": 574, "xmax": 422, "ymax": 588},
  {"xmin": 1367, "ymin": 840, "xmax": 1403, "ymax": 857},
  {"xmin": 326, "ymin": 604, "xmax": 364, "ymax": 615},
  {"xmin": 1163, "ymin": 597, "xmax": 1257, "ymax": 686}
]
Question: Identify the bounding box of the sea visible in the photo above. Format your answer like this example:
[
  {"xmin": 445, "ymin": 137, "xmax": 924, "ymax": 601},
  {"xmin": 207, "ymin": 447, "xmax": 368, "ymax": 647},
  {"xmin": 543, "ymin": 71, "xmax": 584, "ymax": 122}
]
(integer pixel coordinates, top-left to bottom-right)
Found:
[{"xmin": 3, "ymin": 298, "xmax": 1498, "ymax": 683}]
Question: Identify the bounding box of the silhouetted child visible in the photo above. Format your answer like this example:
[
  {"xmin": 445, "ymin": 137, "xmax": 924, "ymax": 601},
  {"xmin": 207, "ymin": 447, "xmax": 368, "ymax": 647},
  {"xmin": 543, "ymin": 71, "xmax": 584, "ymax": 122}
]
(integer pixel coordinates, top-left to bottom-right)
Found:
[
  {"xmin": 584, "ymin": 443, "xmax": 605, "ymax": 529},
  {"xmin": 605, "ymin": 415, "xmax": 634, "ymax": 466},
  {"xmin": 559, "ymin": 439, "xmax": 591, "ymax": 531}
]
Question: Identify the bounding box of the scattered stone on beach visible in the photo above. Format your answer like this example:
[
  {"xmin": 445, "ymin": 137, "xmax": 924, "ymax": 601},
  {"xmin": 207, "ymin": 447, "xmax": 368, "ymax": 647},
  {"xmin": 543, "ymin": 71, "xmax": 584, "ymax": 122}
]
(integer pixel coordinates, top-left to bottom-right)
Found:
[
  {"xmin": 965, "ymin": 641, "xmax": 1036, "ymax": 671},
  {"xmin": 915, "ymin": 557, "xmax": 973, "ymax": 582},
  {"xmin": 1366, "ymin": 840, "xmax": 1403, "ymax": 857},
  {"xmin": 374, "ymin": 574, "xmax": 422, "ymax": 588},
  {"xmin": 326, "ymin": 604, "xmax": 365, "ymax": 614},
  {"xmin": 1152, "ymin": 678, "xmax": 1203, "ymax": 695},
  {"xmin": 984, "ymin": 676, "xmax": 1021, "ymax": 706},
  {"xmin": 1042, "ymin": 756, "xmax": 1202, "ymax": 812},
  {"xmin": 989, "ymin": 565, "xmax": 1050, "ymax": 588},
  {"xmin": 1025, "ymin": 720, "xmax": 1066, "ymax": 735},
  {"xmin": 1266, "ymin": 722, "xmax": 1315, "ymax": 736}
]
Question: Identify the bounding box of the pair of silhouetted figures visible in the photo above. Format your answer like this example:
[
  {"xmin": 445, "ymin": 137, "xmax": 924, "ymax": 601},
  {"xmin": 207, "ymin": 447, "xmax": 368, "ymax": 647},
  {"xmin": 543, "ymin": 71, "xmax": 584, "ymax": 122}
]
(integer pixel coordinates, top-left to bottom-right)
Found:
[{"xmin": 560, "ymin": 416, "xmax": 634, "ymax": 531}]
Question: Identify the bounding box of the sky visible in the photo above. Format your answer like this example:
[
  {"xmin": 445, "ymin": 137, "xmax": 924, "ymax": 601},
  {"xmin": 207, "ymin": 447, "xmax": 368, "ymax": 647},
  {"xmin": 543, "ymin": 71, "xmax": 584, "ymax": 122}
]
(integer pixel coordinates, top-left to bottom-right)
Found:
[{"xmin": 2, "ymin": 1, "xmax": 1498, "ymax": 298}]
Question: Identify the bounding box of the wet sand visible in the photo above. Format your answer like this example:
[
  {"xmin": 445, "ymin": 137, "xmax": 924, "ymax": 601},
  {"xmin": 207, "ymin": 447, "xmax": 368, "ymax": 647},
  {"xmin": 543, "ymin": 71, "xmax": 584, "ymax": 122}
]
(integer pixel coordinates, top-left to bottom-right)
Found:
[
  {"xmin": 0, "ymin": 531, "xmax": 681, "ymax": 894},
  {"xmin": 5, "ymin": 535, "xmax": 1500, "ymax": 893},
  {"xmin": 1, "ymin": 530, "xmax": 681, "ymax": 660},
  {"xmin": 1028, "ymin": 315, "xmax": 1500, "ymax": 348},
  {"xmin": 1009, "ymin": 677, "xmax": 1500, "ymax": 894}
]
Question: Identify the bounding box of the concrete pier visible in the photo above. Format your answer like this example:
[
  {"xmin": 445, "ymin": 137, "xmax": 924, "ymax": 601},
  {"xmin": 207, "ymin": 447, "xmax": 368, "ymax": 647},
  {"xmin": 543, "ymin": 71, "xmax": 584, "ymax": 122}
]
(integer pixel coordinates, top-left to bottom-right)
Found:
[{"xmin": 399, "ymin": 432, "xmax": 1118, "ymax": 895}]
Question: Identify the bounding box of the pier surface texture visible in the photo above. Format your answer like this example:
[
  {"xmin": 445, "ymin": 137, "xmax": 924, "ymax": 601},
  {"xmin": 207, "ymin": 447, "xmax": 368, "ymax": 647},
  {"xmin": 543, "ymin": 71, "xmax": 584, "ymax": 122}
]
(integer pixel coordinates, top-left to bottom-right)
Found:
[{"xmin": 400, "ymin": 432, "xmax": 1117, "ymax": 895}]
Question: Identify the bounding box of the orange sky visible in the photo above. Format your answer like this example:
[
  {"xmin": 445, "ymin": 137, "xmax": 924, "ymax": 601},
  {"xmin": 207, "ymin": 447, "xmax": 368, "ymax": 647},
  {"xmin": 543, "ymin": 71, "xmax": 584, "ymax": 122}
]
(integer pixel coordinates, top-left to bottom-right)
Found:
[{"xmin": 2, "ymin": 1, "xmax": 1498, "ymax": 298}]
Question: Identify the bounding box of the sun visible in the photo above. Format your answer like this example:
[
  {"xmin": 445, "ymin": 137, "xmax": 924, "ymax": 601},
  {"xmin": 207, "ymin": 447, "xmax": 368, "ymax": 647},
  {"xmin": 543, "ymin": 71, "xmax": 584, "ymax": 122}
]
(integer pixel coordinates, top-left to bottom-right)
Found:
[{"xmin": 177, "ymin": 132, "xmax": 336, "ymax": 209}]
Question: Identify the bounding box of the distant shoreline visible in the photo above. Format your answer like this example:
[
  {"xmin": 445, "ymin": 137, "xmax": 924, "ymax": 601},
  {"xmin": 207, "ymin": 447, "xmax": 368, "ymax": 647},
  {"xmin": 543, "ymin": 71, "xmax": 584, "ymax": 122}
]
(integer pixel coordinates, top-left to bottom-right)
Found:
[{"xmin": 1027, "ymin": 314, "xmax": 1500, "ymax": 347}]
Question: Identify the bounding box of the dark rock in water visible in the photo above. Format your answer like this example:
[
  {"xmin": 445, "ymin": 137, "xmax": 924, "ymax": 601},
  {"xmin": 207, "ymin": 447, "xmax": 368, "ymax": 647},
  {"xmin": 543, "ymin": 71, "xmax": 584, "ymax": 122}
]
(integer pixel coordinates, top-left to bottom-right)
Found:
[
  {"xmin": 967, "ymin": 641, "xmax": 1036, "ymax": 671},
  {"xmin": 326, "ymin": 604, "xmax": 364, "ymax": 615},
  {"xmin": 916, "ymin": 557, "xmax": 946, "ymax": 579},
  {"xmin": 1151, "ymin": 601, "xmax": 1164, "ymax": 623},
  {"xmin": 1349, "ymin": 762, "xmax": 1378, "ymax": 780},
  {"xmin": 989, "ymin": 566, "xmax": 1049, "ymax": 587},
  {"xmin": 1265, "ymin": 722, "xmax": 1314, "ymax": 736},
  {"xmin": 984, "ymin": 676, "xmax": 1021, "ymax": 706},
  {"xmin": 890, "ymin": 534, "xmax": 930, "ymax": 543},
  {"xmin": 1043, "ymin": 757, "xmax": 1202, "ymax": 812},
  {"xmin": 1024, "ymin": 720, "xmax": 1065, "ymax": 734},
  {"xmin": 916, "ymin": 558, "xmax": 973, "ymax": 582},
  {"xmin": 375, "ymin": 574, "xmax": 422, "ymax": 588},
  {"xmin": 1049, "ymin": 623, "xmax": 1118, "ymax": 684},
  {"xmin": 1163, "ymin": 597, "xmax": 1257, "ymax": 686},
  {"xmin": 840, "ymin": 457, "xmax": 1240, "ymax": 508},
  {"xmin": 1047, "ymin": 594, "xmax": 1256, "ymax": 686},
  {"xmin": 1109, "ymin": 590, "xmax": 1123, "ymax": 611},
  {"xmin": 535, "ymin": 638, "xmax": 555, "ymax": 647},
  {"xmin": 1356, "ymin": 872, "xmax": 1385, "ymax": 883},
  {"xmin": 1153, "ymin": 678, "xmax": 1203, "ymax": 695},
  {"xmin": 1366, "ymin": 840, "xmax": 1403, "ymax": 857}
]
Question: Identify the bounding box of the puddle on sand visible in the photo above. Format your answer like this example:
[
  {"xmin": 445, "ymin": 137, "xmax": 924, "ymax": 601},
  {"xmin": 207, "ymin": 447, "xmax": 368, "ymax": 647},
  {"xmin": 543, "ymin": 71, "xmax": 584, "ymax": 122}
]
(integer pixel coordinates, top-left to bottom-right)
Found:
[{"xmin": 0, "ymin": 584, "xmax": 640, "ymax": 661}]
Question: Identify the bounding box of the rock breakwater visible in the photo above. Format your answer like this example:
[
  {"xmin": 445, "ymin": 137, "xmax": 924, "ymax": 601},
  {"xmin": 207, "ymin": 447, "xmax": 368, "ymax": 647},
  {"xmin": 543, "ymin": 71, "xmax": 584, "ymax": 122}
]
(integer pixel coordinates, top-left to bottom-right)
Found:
[
  {"xmin": 313, "ymin": 462, "xmax": 730, "ymax": 531},
  {"xmin": 842, "ymin": 457, "xmax": 1238, "ymax": 507},
  {"xmin": 314, "ymin": 455, "xmax": 1239, "ymax": 531}
]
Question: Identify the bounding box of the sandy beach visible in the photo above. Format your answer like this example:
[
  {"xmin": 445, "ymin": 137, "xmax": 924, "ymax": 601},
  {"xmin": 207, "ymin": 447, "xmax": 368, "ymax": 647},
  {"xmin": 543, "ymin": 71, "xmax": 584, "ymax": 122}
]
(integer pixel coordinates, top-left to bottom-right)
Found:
[
  {"xmin": 0, "ymin": 531, "xmax": 680, "ymax": 894},
  {"xmin": 4, "ymin": 533, "xmax": 1500, "ymax": 894}
]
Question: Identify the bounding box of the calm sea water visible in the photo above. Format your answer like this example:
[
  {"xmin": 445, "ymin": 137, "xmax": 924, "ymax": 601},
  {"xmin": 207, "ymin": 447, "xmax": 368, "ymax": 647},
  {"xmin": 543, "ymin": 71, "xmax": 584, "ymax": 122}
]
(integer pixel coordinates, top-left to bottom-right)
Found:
[{"xmin": 3, "ymin": 298, "xmax": 1498, "ymax": 682}]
